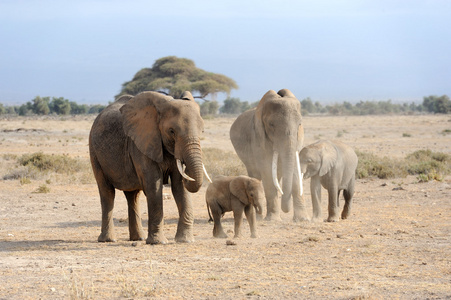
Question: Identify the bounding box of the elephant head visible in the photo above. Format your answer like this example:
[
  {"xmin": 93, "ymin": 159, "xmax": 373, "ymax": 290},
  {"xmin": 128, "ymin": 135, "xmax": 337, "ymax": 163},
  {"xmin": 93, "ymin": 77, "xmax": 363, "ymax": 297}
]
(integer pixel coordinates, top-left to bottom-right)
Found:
[
  {"xmin": 230, "ymin": 176, "xmax": 265, "ymax": 215},
  {"xmin": 299, "ymin": 140, "xmax": 338, "ymax": 179},
  {"xmin": 120, "ymin": 91, "xmax": 206, "ymax": 192},
  {"xmin": 254, "ymin": 89, "xmax": 304, "ymax": 213}
]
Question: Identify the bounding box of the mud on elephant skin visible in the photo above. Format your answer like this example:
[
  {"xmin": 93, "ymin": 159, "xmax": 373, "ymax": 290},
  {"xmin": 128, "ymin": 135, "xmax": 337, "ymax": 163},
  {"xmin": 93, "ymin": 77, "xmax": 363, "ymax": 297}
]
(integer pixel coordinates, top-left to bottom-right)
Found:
[
  {"xmin": 230, "ymin": 89, "xmax": 307, "ymax": 222},
  {"xmin": 89, "ymin": 91, "xmax": 210, "ymax": 244},
  {"xmin": 206, "ymin": 175, "xmax": 265, "ymax": 238},
  {"xmin": 299, "ymin": 140, "xmax": 358, "ymax": 222}
]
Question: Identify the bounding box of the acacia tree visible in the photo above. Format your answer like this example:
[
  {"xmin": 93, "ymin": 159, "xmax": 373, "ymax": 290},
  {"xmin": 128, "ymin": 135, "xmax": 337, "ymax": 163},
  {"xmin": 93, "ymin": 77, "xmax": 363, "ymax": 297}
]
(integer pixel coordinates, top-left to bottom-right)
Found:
[{"xmin": 117, "ymin": 56, "xmax": 238, "ymax": 99}]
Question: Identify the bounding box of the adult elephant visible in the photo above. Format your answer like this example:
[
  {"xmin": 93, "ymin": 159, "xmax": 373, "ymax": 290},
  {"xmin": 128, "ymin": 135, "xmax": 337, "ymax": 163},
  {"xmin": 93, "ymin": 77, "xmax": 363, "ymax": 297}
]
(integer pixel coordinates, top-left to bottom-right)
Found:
[
  {"xmin": 89, "ymin": 91, "xmax": 209, "ymax": 244},
  {"xmin": 230, "ymin": 89, "xmax": 307, "ymax": 221}
]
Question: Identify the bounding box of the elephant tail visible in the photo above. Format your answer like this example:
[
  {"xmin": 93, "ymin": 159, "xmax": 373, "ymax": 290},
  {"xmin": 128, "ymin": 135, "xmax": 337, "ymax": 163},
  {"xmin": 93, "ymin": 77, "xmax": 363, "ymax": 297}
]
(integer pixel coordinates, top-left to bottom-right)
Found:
[{"xmin": 207, "ymin": 202, "xmax": 213, "ymax": 223}]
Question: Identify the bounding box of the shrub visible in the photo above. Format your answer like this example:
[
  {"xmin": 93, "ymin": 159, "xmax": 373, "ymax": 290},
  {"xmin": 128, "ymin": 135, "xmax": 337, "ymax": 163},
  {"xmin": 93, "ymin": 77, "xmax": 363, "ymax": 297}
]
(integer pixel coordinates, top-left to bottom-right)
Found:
[
  {"xmin": 405, "ymin": 150, "xmax": 451, "ymax": 181},
  {"xmin": 18, "ymin": 152, "xmax": 85, "ymax": 174},
  {"xmin": 355, "ymin": 151, "xmax": 407, "ymax": 179},
  {"xmin": 356, "ymin": 149, "xmax": 451, "ymax": 181},
  {"xmin": 202, "ymin": 148, "xmax": 246, "ymax": 179}
]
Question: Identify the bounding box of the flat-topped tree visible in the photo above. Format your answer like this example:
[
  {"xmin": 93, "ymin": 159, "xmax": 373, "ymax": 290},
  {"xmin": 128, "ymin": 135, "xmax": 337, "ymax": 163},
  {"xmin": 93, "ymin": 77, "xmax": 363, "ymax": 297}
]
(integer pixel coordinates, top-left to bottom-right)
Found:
[{"xmin": 117, "ymin": 56, "xmax": 238, "ymax": 99}]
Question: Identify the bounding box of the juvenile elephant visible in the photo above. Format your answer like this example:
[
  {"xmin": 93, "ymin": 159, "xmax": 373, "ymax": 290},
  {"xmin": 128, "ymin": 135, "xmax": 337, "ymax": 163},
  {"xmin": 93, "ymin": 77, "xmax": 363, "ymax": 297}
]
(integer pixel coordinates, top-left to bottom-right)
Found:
[
  {"xmin": 299, "ymin": 140, "xmax": 358, "ymax": 222},
  {"xmin": 89, "ymin": 91, "xmax": 209, "ymax": 244},
  {"xmin": 230, "ymin": 89, "xmax": 307, "ymax": 222},
  {"xmin": 206, "ymin": 175, "xmax": 265, "ymax": 238}
]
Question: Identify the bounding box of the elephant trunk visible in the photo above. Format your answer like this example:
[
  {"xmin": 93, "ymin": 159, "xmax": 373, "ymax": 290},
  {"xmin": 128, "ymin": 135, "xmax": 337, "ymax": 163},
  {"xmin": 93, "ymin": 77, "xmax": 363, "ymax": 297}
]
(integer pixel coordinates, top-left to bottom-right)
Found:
[
  {"xmin": 280, "ymin": 146, "xmax": 296, "ymax": 213},
  {"xmin": 180, "ymin": 138, "xmax": 204, "ymax": 193}
]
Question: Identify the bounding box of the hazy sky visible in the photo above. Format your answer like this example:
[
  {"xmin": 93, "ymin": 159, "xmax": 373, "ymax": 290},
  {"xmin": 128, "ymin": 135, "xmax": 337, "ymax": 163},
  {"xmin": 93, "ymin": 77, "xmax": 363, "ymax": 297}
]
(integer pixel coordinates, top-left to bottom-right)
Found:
[{"xmin": 1, "ymin": 0, "xmax": 450, "ymax": 105}]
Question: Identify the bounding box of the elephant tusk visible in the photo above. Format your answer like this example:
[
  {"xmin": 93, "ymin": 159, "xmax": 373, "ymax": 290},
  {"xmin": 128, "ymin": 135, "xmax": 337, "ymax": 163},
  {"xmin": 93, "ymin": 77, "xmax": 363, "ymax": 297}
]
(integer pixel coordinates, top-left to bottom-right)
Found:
[
  {"xmin": 272, "ymin": 151, "xmax": 283, "ymax": 195},
  {"xmin": 203, "ymin": 164, "xmax": 212, "ymax": 183},
  {"xmin": 177, "ymin": 159, "xmax": 195, "ymax": 182},
  {"xmin": 295, "ymin": 151, "xmax": 303, "ymax": 196}
]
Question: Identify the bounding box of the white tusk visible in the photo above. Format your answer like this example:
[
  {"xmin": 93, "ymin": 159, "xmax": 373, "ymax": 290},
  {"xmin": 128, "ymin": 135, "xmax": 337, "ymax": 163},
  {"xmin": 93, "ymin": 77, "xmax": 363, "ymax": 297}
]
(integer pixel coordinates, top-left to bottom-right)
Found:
[
  {"xmin": 272, "ymin": 151, "xmax": 283, "ymax": 195},
  {"xmin": 177, "ymin": 159, "xmax": 195, "ymax": 181},
  {"xmin": 295, "ymin": 151, "xmax": 303, "ymax": 196},
  {"xmin": 203, "ymin": 164, "xmax": 212, "ymax": 183}
]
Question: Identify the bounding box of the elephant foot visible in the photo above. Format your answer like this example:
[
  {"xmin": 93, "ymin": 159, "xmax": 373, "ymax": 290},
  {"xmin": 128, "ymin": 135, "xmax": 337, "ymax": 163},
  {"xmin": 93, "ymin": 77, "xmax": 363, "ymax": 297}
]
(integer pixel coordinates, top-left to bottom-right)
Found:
[
  {"xmin": 146, "ymin": 233, "xmax": 168, "ymax": 245},
  {"xmin": 214, "ymin": 231, "xmax": 228, "ymax": 239},
  {"xmin": 264, "ymin": 213, "xmax": 282, "ymax": 222},
  {"xmin": 256, "ymin": 213, "xmax": 263, "ymax": 221},
  {"xmin": 293, "ymin": 216, "xmax": 309, "ymax": 223},
  {"xmin": 175, "ymin": 232, "xmax": 194, "ymax": 243},
  {"xmin": 341, "ymin": 211, "xmax": 350, "ymax": 220},
  {"xmin": 250, "ymin": 233, "xmax": 259, "ymax": 238},
  {"xmin": 233, "ymin": 233, "xmax": 243, "ymax": 239},
  {"xmin": 98, "ymin": 232, "xmax": 116, "ymax": 243},
  {"xmin": 129, "ymin": 231, "xmax": 145, "ymax": 241},
  {"xmin": 293, "ymin": 211, "xmax": 310, "ymax": 223},
  {"xmin": 326, "ymin": 216, "xmax": 340, "ymax": 222}
]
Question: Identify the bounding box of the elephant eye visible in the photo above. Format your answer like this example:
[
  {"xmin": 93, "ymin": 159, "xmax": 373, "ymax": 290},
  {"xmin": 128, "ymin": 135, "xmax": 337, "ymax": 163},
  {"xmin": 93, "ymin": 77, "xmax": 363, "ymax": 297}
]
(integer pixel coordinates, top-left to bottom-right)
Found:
[{"xmin": 169, "ymin": 128, "xmax": 176, "ymax": 136}]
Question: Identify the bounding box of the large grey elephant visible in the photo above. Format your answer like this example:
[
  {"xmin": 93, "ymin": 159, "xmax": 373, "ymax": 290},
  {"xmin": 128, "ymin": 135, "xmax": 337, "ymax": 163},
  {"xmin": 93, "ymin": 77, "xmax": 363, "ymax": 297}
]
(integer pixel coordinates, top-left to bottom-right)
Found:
[
  {"xmin": 206, "ymin": 175, "xmax": 265, "ymax": 238},
  {"xmin": 89, "ymin": 91, "xmax": 209, "ymax": 244},
  {"xmin": 230, "ymin": 89, "xmax": 307, "ymax": 221},
  {"xmin": 299, "ymin": 140, "xmax": 358, "ymax": 222}
]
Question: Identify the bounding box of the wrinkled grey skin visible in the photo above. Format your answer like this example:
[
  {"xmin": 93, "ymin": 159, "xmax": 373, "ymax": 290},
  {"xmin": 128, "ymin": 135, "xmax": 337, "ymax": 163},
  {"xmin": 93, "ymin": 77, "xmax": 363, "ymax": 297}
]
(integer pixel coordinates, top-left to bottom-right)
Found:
[
  {"xmin": 230, "ymin": 89, "xmax": 307, "ymax": 222},
  {"xmin": 299, "ymin": 140, "xmax": 358, "ymax": 222},
  {"xmin": 89, "ymin": 91, "xmax": 205, "ymax": 244},
  {"xmin": 206, "ymin": 175, "xmax": 265, "ymax": 238}
]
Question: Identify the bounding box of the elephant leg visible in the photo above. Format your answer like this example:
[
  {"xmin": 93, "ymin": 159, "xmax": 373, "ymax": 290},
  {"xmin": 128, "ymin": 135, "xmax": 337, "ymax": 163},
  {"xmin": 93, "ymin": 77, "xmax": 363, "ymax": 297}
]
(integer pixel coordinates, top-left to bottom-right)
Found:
[
  {"xmin": 96, "ymin": 175, "xmax": 116, "ymax": 242},
  {"xmin": 209, "ymin": 202, "xmax": 228, "ymax": 238},
  {"xmin": 262, "ymin": 174, "xmax": 281, "ymax": 221},
  {"xmin": 326, "ymin": 185, "xmax": 340, "ymax": 222},
  {"xmin": 232, "ymin": 203, "xmax": 245, "ymax": 238},
  {"xmin": 171, "ymin": 176, "xmax": 194, "ymax": 243},
  {"xmin": 292, "ymin": 171, "xmax": 309, "ymax": 222},
  {"xmin": 310, "ymin": 176, "xmax": 322, "ymax": 222},
  {"xmin": 124, "ymin": 190, "xmax": 145, "ymax": 241},
  {"xmin": 342, "ymin": 181, "xmax": 355, "ymax": 219},
  {"xmin": 144, "ymin": 179, "xmax": 168, "ymax": 245},
  {"xmin": 244, "ymin": 205, "xmax": 258, "ymax": 238}
]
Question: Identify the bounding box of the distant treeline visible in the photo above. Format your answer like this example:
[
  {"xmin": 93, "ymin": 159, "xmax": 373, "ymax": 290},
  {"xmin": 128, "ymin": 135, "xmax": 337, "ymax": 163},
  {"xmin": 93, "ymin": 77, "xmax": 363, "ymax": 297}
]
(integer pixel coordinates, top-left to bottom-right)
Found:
[
  {"xmin": 1, "ymin": 94, "xmax": 450, "ymax": 116},
  {"xmin": 208, "ymin": 94, "xmax": 451, "ymax": 116},
  {"xmin": 0, "ymin": 96, "xmax": 107, "ymax": 116}
]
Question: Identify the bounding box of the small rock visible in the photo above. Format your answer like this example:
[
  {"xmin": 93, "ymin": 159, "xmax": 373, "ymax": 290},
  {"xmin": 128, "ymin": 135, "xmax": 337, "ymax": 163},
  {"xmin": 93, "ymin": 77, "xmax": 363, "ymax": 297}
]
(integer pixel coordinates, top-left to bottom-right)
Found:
[
  {"xmin": 381, "ymin": 183, "xmax": 387, "ymax": 186},
  {"xmin": 72, "ymin": 203, "xmax": 76, "ymax": 206},
  {"xmin": 226, "ymin": 240, "xmax": 237, "ymax": 246},
  {"xmin": 392, "ymin": 186, "xmax": 405, "ymax": 191},
  {"xmin": 131, "ymin": 242, "xmax": 138, "ymax": 247}
]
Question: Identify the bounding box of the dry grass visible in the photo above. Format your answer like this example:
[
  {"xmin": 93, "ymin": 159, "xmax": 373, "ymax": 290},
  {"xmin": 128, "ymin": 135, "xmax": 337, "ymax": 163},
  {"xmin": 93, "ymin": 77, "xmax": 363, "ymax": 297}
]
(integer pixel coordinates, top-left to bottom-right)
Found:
[{"xmin": 0, "ymin": 115, "xmax": 450, "ymax": 299}]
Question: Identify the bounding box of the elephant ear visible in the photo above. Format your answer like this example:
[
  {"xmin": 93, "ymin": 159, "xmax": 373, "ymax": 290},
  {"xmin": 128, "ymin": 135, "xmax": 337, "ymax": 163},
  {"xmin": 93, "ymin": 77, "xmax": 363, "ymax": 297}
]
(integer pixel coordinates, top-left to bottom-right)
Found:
[
  {"xmin": 180, "ymin": 91, "xmax": 195, "ymax": 102},
  {"xmin": 277, "ymin": 88, "xmax": 295, "ymax": 98},
  {"xmin": 120, "ymin": 91, "xmax": 171, "ymax": 163},
  {"xmin": 230, "ymin": 176, "xmax": 250, "ymax": 206},
  {"xmin": 254, "ymin": 90, "xmax": 278, "ymax": 150},
  {"xmin": 319, "ymin": 141, "xmax": 338, "ymax": 177}
]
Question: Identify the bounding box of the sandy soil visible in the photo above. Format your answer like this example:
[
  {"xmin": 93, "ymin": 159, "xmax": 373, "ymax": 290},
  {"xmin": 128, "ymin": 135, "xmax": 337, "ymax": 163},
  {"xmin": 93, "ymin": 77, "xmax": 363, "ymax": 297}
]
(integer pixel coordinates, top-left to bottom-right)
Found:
[{"xmin": 0, "ymin": 114, "xmax": 450, "ymax": 299}]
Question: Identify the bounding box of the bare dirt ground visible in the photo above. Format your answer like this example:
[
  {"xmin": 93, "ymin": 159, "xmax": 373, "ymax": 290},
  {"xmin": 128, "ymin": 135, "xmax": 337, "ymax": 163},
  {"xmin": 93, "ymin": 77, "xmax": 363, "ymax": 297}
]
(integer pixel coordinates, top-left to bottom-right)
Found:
[{"xmin": 0, "ymin": 114, "xmax": 450, "ymax": 299}]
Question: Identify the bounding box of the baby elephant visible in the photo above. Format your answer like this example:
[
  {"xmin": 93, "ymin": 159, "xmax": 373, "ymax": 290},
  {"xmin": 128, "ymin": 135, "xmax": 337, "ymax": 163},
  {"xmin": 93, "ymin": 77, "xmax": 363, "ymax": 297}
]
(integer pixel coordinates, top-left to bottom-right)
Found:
[
  {"xmin": 206, "ymin": 175, "xmax": 265, "ymax": 238},
  {"xmin": 299, "ymin": 140, "xmax": 358, "ymax": 222}
]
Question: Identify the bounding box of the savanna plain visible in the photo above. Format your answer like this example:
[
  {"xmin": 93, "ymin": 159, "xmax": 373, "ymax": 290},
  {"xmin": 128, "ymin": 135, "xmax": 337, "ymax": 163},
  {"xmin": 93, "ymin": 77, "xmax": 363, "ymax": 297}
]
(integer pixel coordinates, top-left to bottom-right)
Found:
[{"xmin": 0, "ymin": 114, "xmax": 450, "ymax": 299}]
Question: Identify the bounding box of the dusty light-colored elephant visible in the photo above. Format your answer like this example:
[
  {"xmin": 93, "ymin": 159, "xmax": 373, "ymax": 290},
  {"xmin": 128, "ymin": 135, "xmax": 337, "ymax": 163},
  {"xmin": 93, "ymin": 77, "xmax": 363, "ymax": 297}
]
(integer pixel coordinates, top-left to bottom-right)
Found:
[
  {"xmin": 89, "ymin": 91, "xmax": 210, "ymax": 244},
  {"xmin": 206, "ymin": 175, "xmax": 265, "ymax": 238},
  {"xmin": 230, "ymin": 89, "xmax": 307, "ymax": 222},
  {"xmin": 299, "ymin": 140, "xmax": 358, "ymax": 222}
]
